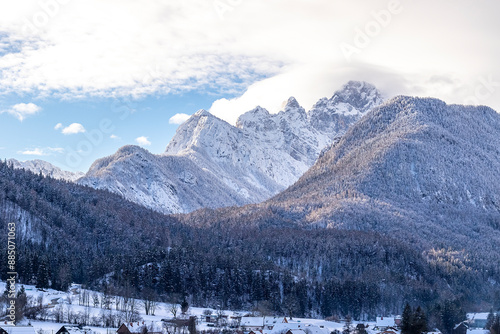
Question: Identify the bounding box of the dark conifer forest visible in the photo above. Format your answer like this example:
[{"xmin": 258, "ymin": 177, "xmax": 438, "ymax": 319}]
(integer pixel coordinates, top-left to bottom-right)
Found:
[{"xmin": 1, "ymin": 160, "xmax": 499, "ymax": 321}]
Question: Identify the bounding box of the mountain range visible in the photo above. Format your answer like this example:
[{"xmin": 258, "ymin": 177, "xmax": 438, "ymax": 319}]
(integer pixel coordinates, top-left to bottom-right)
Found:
[
  {"xmin": 76, "ymin": 80, "xmax": 383, "ymax": 213},
  {"xmin": 2, "ymin": 88, "xmax": 500, "ymax": 317}
]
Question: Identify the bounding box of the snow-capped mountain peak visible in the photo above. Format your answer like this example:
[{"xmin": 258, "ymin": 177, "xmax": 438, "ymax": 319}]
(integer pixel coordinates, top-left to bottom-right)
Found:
[
  {"xmin": 308, "ymin": 80, "xmax": 383, "ymax": 135},
  {"xmin": 330, "ymin": 80, "xmax": 384, "ymax": 114},
  {"xmin": 236, "ymin": 106, "xmax": 272, "ymax": 131}
]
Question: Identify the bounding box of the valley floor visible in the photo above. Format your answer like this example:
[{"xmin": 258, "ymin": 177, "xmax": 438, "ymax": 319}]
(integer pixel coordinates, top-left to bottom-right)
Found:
[{"xmin": 0, "ymin": 282, "xmax": 491, "ymax": 334}]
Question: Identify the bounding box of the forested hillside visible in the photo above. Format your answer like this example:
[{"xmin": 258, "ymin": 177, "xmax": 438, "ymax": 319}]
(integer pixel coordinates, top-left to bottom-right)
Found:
[
  {"xmin": 1, "ymin": 160, "xmax": 489, "ymax": 321},
  {"xmin": 179, "ymin": 96, "xmax": 500, "ymax": 311}
]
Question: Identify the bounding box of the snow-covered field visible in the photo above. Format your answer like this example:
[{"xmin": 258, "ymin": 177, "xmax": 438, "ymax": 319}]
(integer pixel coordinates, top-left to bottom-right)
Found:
[
  {"xmin": 0, "ymin": 282, "xmax": 351, "ymax": 334},
  {"xmin": 1, "ymin": 281, "xmax": 491, "ymax": 334}
]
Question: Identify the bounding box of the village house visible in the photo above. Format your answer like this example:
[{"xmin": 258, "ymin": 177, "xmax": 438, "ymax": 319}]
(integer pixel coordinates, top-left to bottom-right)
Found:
[{"xmin": 56, "ymin": 325, "xmax": 92, "ymax": 334}]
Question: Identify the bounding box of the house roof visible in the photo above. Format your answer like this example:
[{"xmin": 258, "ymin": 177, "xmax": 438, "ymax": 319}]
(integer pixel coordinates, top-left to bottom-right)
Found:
[
  {"xmin": 454, "ymin": 322, "xmax": 469, "ymax": 330},
  {"xmin": 241, "ymin": 317, "xmax": 286, "ymax": 328},
  {"xmin": 0, "ymin": 327, "xmax": 36, "ymax": 334},
  {"xmin": 117, "ymin": 324, "xmax": 132, "ymax": 334},
  {"xmin": 376, "ymin": 318, "xmax": 396, "ymax": 327},
  {"xmin": 287, "ymin": 330, "xmax": 307, "ymax": 334},
  {"xmin": 467, "ymin": 313, "xmax": 496, "ymax": 321},
  {"xmin": 57, "ymin": 326, "xmax": 92, "ymax": 334},
  {"xmin": 270, "ymin": 323, "xmax": 329, "ymax": 334}
]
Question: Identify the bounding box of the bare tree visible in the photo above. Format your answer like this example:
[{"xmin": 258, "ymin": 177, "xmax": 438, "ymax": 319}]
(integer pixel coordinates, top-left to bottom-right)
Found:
[
  {"xmin": 101, "ymin": 291, "xmax": 112, "ymax": 310},
  {"xmin": 92, "ymin": 293, "xmax": 100, "ymax": 308},
  {"xmin": 82, "ymin": 303, "xmax": 91, "ymax": 325},
  {"xmin": 141, "ymin": 288, "xmax": 158, "ymax": 316},
  {"xmin": 66, "ymin": 305, "xmax": 75, "ymax": 324},
  {"xmin": 170, "ymin": 303, "xmax": 179, "ymax": 319},
  {"xmin": 124, "ymin": 297, "xmax": 141, "ymax": 323}
]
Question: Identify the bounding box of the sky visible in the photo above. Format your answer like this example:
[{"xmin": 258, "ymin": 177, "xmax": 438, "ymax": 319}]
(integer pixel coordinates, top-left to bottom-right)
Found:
[{"xmin": 0, "ymin": 0, "xmax": 499, "ymax": 172}]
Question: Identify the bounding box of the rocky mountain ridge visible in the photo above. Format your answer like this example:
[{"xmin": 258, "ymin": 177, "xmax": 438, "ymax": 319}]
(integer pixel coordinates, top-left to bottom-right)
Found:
[{"xmin": 79, "ymin": 81, "xmax": 383, "ymax": 213}]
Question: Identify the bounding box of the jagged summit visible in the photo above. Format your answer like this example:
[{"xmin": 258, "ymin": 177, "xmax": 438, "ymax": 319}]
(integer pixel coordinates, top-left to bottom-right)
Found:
[
  {"xmin": 330, "ymin": 80, "xmax": 384, "ymax": 112},
  {"xmin": 283, "ymin": 96, "xmax": 301, "ymax": 109},
  {"xmin": 236, "ymin": 106, "xmax": 272, "ymax": 131},
  {"xmin": 308, "ymin": 80, "xmax": 384, "ymax": 137}
]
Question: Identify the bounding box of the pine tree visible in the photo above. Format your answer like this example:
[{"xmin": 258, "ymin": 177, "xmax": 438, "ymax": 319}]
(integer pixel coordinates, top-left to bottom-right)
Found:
[
  {"xmin": 413, "ymin": 306, "xmax": 428, "ymax": 334},
  {"xmin": 401, "ymin": 304, "xmax": 413, "ymax": 334},
  {"xmin": 36, "ymin": 258, "xmax": 50, "ymax": 289},
  {"xmin": 490, "ymin": 316, "xmax": 500, "ymax": 334},
  {"xmin": 181, "ymin": 299, "xmax": 189, "ymax": 315},
  {"xmin": 486, "ymin": 309, "xmax": 495, "ymax": 330},
  {"xmin": 441, "ymin": 300, "xmax": 465, "ymax": 334}
]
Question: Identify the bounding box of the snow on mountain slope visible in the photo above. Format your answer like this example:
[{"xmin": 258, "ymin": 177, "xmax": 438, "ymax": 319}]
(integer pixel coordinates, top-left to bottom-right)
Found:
[
  {"xmin": 79, "ymin": 81, "xmax": 383, "ymax": 214},
  {"xmin": 79, "ymin": 145, "xmax": 254, "ymax": 213},
  {"xmin": 7, "ymin": 159, "xmax": 84, "ymax": 182}
]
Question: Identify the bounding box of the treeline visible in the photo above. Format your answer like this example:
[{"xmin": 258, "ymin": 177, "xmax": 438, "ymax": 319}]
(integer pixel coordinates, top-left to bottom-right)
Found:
[{"xmin": 1, "ymin": 161, "xmax": 499, "ymax": 322}]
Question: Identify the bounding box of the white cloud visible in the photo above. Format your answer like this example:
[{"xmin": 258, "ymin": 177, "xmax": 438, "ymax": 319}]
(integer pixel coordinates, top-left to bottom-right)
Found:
[
  {"xmin": 110, "ymin": 134, "xmax": 120, "ymax": 139},
  {"xmin": 19, "ymin": 147, "xmax": 64, "ymax": 156},
  {"xmin": 54, "ymin": 123, "xmax": 63, "ymax": 130},
  {"xmin": 61, "ymin": 123, "xmax": 86, "ymax": 135},
  {"xmin": 0, "ymin": 1, "xmax": 282, "ymax": 98},
  {"xmin": 135, "ymin": 136, "xmax": 151, "ymax": 146},
  {"xmin": 1, "ymin": 103, "xmax": 41, "ymax": 121},
  {"xmin": 0, "ymin": 1, "xmax": 499, "ymax": 113},
  {"xmin": 20, "ymin": 148, "xmax": 45, "ymax": 156},
  {"xmin": 169, "ymin": 113, "xmax": 191, "ymax": 125}
]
